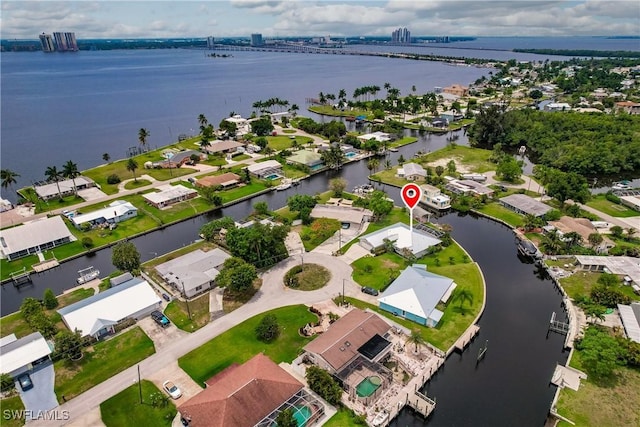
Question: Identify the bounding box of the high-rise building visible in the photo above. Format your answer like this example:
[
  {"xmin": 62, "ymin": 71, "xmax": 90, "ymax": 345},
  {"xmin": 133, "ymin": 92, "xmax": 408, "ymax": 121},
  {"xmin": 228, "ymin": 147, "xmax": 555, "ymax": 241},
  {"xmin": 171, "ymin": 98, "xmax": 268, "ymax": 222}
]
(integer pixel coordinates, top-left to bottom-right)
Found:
[
  {"xmin": 206, "ymin": 36, "xmax": 215, "ymax": 49},
  {"xmin": 52, "ymin": 32, "xmax": 78, "ymax": 52},
  {"xmin": 39, "ymin": 33, "xmax": 55, "ymax": 52},
  {"xmin": 250, "ymin": 33, "xmax": 263, "ymax": 47},
  {"xmin": 391, "ymin": 27, "xmax": 411, "ymax": 44}
]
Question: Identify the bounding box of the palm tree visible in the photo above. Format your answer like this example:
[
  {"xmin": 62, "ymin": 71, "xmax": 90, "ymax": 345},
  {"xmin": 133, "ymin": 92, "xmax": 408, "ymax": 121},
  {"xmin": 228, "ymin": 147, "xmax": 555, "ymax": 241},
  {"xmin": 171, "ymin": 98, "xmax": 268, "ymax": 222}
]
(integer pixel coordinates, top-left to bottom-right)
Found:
[
  {"xmin": 367, "ymin": 158, "xmax": 379, "ymax": 173},
  {"xmin": 102, "ymin": 153, "xmax": 111, "ymax": 163},
  {"xmin": 44, "ymin": 166, "xmax": 63, "ymax": 200},
  {"xmin": 1, "ymin": 169, "xmax": 20, "ymax": 191},
  {"xmin": 626, "ymin": 228, "xmax": 637, "ymax": 241},
  {"xmin": 62, "ymin": 160, "xmax": 80, "ymax": 196},
  {"xmin": 138, "ymin": 128, "xmax": 150, "ymax": 152},
  {"xmin": 406, "ymin": 329, "xmax": 425, "ymax": 353},
  {"xmin": 197, "ymin": 114, "xmax": 208, "ymax": 128},
  {"xmin": 126, "ymin": 158, "xmax": 139, "ymax": 182},
  {"xmin": 290, "ymin": 104, "xmax": 299, "ymax": 117},
  {"xmin": 587, "ymin": 232, "xmax": 604, "ymax": 249},
  {"xmin": 452, "ymin": 288, "xmax": 474, "ymax": 313}
]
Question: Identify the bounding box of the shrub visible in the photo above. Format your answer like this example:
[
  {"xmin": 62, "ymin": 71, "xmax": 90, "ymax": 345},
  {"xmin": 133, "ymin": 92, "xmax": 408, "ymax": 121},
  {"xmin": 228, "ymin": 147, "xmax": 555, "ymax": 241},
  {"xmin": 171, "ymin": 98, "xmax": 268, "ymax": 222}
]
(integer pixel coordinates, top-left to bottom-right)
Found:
[
  {"xmin": 43, "ymin": 288, "xmax": 58, "ymax": 309},
  {"xmin": 255, "ymin": 314, "xmax": 280, "ymax": 342},
  {"xmin": 81, "ymin": 237, "xmax": 94, "ymax": 248},
  {"xmin": 0, "ymin": 373, "xmax": 14, "ymax": 393},
  {"xmin": 106, "ymin": 174, "xmax": 121, "ymax": 184},
  {"xmin": 605, "ymin": 193, "xmax": 621, "ymax": 204}
]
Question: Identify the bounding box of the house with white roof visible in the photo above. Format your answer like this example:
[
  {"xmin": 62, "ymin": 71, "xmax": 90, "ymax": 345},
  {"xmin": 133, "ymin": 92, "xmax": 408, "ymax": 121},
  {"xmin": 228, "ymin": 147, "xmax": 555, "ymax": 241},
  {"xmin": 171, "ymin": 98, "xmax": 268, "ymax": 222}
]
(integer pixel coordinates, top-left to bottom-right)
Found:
[
  {"xmin": 247, "ymin": 160, "xmax": 283, "ymax": 179},
  {"xmin": 359, "ymin": 222, "xmax": 441, "ymax": 258},
  {"xmin": 397, "ymin": 163, "xmax": 426, "ymax": 181},
  {"xmin": 34, "ymin": 176, "xmax": 95, "ymax": 201},
  {"xmin": 58, "ymin": 277, "xmax": 161, "ymax": 339},
  {"xmin": 378, "ymin": 264, "xmax": 457, "ymax": 327},
  {"xmin": 155, "ymin": 248, "xmax": 232, "ymax": 298},
  {"xmin": 357, "ymin": 132, "xmax": 391, "ymax": 143},
  {"xmin": 617, "ymin": 302, "xmax": 640, "ymax": 343},
  {"xmin": 70, "ymin": 200, "xmax": 137, "ymax": 229},
  {"xmin": 142, "ymin": 184, "xmax": 198, "ymax": 209},
  {"xmin": 0, "ymin": 332, "xmax": 53, "ymax": 377},
  {"xmin": 0, "ymin": 216, "xmax": 75, "ymax": 261}
]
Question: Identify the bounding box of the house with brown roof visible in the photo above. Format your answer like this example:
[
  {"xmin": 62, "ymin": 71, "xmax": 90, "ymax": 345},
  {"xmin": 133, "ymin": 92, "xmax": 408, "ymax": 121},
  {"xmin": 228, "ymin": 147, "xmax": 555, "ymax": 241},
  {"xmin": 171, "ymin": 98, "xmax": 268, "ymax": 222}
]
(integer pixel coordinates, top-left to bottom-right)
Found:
[
  {"xmin": 615, "ymin": 101, "xmax": 640, "ymax": 115},
  {"xmin": 195, "ymin": 172, "xmax": 241, "ymax": 189},
  {"xmin": 179, "ymin": 353, "xmax": 324, "ymax": 427},
  {"xmin": 302, "ymin": 309, "xmax": 392, "ymax": 374},
  {"xmin": 442, "ymin": 84, "xmax": 469, "ymax": 97}
]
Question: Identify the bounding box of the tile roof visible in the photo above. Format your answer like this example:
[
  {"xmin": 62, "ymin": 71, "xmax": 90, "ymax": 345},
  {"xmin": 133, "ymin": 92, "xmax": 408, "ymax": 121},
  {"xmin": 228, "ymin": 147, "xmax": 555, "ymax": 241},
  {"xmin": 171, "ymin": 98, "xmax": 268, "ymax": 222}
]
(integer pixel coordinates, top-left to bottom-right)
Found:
[
  {"xmin": 178, "ymin": 354, "xmax": 302, "ymax": 427},
  {"xmin": 303, "ymin": 309, "xmax": 391, "ymax": 372}
]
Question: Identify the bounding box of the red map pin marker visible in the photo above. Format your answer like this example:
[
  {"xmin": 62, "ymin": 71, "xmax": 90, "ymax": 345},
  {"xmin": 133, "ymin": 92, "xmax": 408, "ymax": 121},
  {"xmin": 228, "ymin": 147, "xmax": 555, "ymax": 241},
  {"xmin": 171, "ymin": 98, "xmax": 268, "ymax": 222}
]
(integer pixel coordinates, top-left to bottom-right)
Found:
[{"xmin": 401, "ymin": 183, "xmax": 421, "ymax": 209}]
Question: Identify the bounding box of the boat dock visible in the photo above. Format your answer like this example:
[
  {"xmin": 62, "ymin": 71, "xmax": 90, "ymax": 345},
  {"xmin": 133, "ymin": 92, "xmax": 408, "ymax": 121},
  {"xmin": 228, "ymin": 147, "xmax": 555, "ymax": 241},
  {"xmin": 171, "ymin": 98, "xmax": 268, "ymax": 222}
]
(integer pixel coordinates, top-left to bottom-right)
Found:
[
  {"xmin": 8, "ymin": 268, "xmax": 32, "ymax": 288},
  {"xmin": 453, "ymin": 324, "xmax": 480, "ymax": 352}
]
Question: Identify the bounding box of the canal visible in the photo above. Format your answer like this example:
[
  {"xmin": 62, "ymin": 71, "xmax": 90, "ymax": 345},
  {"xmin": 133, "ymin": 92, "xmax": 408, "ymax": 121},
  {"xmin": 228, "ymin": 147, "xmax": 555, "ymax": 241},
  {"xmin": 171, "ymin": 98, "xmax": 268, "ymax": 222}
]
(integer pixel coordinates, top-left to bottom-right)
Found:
[{"xmin": 0, "ymin": 131, "xmax": 568, "ymax": 425}]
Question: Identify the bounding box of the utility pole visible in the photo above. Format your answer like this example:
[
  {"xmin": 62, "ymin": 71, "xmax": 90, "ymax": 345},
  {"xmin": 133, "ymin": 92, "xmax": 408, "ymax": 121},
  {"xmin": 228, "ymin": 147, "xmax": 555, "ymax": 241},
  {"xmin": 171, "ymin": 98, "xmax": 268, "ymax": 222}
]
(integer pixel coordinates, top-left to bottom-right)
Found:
[
  {"xmin": 342, "ymin": 278, "xmax": 345, "ymax": 306},
  {"xmin": 137, "ymin": 365, "xmax": 143, "ymax": 404},
  {"xmin": 176, "ymin": 276, "xmax": 192, "ymax": 319}
]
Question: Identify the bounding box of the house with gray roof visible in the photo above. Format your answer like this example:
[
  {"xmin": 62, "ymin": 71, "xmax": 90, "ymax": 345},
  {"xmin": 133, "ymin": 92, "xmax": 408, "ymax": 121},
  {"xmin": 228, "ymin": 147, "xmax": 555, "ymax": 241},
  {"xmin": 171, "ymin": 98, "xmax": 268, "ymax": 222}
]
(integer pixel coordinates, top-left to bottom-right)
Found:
[
  {"xmin": 500, "ymin": 194, "xmax": 552, "ymax": 217},
  {"xmin": 155, "ymin": 248, "xmax": 231, "ymax": 298},
  {"xmin": 618, "ymin": 302, "xmax": 640, "ymax": 343},
  {"xmin": 398, "ymin": 163, "xmax": 426, "ymax": 181},
  {"xmin": 0, "ymin": 332, "xmax": 52, "ymax": 377},
  {"xmin": 34, "ymin": 176, "xmax": 95, "ymax": 201},
  {"xmin": 70, "ymin": 200, "xmax": 137, "ymax": 229},
  {"xmin": 359, "ymin": 222, "xmax": 441, "ymax": 258},
  {"xmin": 378, "ymin": 264, "xmax": 457, "ymax": 327},
  {"xmin": 0, "ymin": 216, "xmax": 75, "ymax": 261}
]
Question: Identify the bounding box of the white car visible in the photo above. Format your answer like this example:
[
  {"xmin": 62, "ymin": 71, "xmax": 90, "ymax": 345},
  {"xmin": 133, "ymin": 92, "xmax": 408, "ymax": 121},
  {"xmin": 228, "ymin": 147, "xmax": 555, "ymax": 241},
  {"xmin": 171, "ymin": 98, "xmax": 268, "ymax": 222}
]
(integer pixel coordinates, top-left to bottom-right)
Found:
[{"xmin": 162, "ymin": 380, "xmax": 182, "ymax": 399}]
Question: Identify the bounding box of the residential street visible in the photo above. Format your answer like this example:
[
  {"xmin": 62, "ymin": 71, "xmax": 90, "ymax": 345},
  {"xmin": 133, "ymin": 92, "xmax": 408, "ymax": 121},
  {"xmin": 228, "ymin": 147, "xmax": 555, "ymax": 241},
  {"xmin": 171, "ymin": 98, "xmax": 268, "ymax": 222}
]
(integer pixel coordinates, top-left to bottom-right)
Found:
[{"xmin": 30, "ymin": 252, "xmax": 360, "ymax": 426}]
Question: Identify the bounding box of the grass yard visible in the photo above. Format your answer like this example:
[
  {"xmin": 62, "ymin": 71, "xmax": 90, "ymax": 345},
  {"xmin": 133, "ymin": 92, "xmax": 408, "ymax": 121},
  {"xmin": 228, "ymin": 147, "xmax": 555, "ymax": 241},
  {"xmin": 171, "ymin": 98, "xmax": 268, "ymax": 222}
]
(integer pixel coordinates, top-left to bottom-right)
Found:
[
  {"xmin": 285, "ymin": 264, "xmax": 331, "ymax": 291},
  {"xmin": 388, "ymin": 136, "xmax": 418, "ymax": 148},
  {"xmin": 348, "ymin": 241, "xmax": 483, "ymax": 351},
  {"xmin": 100, "ymin": 380, "xmax": 177, "ymax": 427},
  {"xmin": 324, "ymin": 408, "xmax": 365, "ymax": 426},
  {"xmin": 369, "ymin": 167, "xmax": 409, "ymax": 188},
  {"xmin": 299, "ymin": 218, "xmax": 341, "ymax": 251},
  {"xmin": 267, "ymin": 135, "xmax": 312, "ymax": 151},
  {"xmin": 338, "ymin": 207, "xmax": 411, "ymax": 255},
  {"xmin": 0, "ymin": 288, "xmax": 96, "ymax": 339},
  {"xmin": 124, "ymin": 179, "xmax": 152, "ymax": 190},
  {"xmin": 556, "ymin": 350, "xmax": 640, "ymax": 427},
  {"xmin": 476, "ymin": 202, "xmax": 525, "ymax": 228},
  {"xmin": 54, "ymin": 327, "xmax": 155, "ymax": 401},
  {"xmin": 164, "ymin": 293, "xmax": 210, "ymax": 332},
  {"xmin": 308, "ymin": 105, "xmax": 370, "ymax": 118},
  {"xmin": 178, "ymin": 305, "xmax": 317, "ymax": 386},
  {"xmin": 586, "ymin": 194, "xmax": 639, "ymax": 218},
  {"xmin": 559, "ymin": 271, "xmax": 638, "ymax": 302},
  {"xmin": 0, "ymin": 395, "xmax": 25, "ymax": 427},
  {"xmin": 417, "ymin": 145, "xmax": 494, "ymax": 173},
  {"xmin": 17, "ymin": 188, "xmax": 86, "ymax": 214}
]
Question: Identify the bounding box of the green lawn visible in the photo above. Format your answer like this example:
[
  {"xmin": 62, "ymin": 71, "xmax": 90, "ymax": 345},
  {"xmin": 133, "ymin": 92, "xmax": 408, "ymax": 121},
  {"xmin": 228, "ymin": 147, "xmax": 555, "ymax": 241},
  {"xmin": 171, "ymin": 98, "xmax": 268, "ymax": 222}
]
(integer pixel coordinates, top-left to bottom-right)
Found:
[
  {"xmin": 267, "ymin": 135, "xmax": 312, "ymax": 151},
  {"xmin": 287, "ymin": 264, "xmax": 331, "ymax": 291},
  {"xmin": 308, "ymin": 105, "xmax": 370, "ymax": 118},
  {"xmin": 417, "ymin": 145, "xmax": 494, "ymax": 173},
  {"xmin": 585, "ymin": 194, "xmax": 639, "ymax": 218},
  {"xmin": 0, "ymin": 395, "xmax": 25, "ymax": 427},
  {"xmin": 54, "ymin": 327, "xmax": 155, "ymax": 400},
  {"xmin": 349, "ymin": 241, "xmax": 483, "ymax": 351},
  {"xmin": 299, "ymin": 218, "xmax": 341, "ymax": 251},
  {"xmin": 100, "ymin": 380, "xmax": 177, "ymax": 427},
  {"xmin": 17, "ymin": 188, "xmax": 86, "ymax": 214},
  {"xmin": 556, "ymin": 349, "xmax": 640, "ymax": 427},
  {"xmin": 324, "ymin": 407, "xmax": 365, "ymax": 426},
  {"xmin": 476, "ymin": 202, "xmax": 525, "ymax": 228},
  {"xmin": 124, "ymin": 179, "xmax": 152, "ymax": 190},
  {"xmin": 164, "ymin": 293, "xmax": 210, "ymax": 332},
  {"xmin": 338, "ymin": 207, "xmax": 411, "ymax": 255},
  {"xmin": 369, "ymin": 167, "xmax": 409, "ymax": 187},
  {"xmin": 388, "ymin": 136, "xmax": 418, "ymax": 148},
  {"xmin": 178, "ymin": 305, "xmax": 317, "ymax": 386},
  {"xmin": 559, "ymin": 271, "xmax": 638, "ymax": 302}
]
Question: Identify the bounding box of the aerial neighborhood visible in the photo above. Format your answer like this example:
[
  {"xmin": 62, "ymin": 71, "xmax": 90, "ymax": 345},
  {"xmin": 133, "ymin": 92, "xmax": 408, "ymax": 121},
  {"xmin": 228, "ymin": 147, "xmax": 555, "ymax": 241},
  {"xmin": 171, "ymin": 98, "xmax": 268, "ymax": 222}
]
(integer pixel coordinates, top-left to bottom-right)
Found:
[{"xmin": 1, "ymin": 24, "xmax": 640, "ymax": 427}]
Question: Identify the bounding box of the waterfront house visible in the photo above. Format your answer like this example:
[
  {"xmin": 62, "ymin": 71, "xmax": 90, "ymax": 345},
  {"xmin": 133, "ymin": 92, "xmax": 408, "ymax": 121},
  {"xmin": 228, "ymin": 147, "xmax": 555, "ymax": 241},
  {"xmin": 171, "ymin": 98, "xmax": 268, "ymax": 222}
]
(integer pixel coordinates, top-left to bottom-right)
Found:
[
  {"xmin": 359, "ymin": 222, "xmax": 441, "ymax": 258},
  {"xmin": 302, "ymin": 309, "xmax": 392, "ymax": 375},
  {"xmin": 287, "ymin": 150, "xmax": 324, "ymax": 170},
  {"xmin": 203, "ymin": 140, "xmax": 244, "ymax": 155},
  {"xmin": 574, "ymin": 255, "xmax": 640, "ymax": 287},
  {"xmin": 178, "ymin": 353, "xmax": 324, "ymax": 427},
  {"xmin": 34, "ymin": 176, "xmax": 95, "ymax": 201},
  {"xmin": 357, "ymin": 131, "xmax": 392, "ymax": 143},
  {"xmin": 0, "ymin": 216, "xmax": 75, "ymax": 261},
  {"xmin": 430, "ymin": 117, "xmax": 448, "ymax": 128},
  {"xmin": 445, "ymin": 179, "xmax": 494, "ymax": 197},
  {"xmin": 157, "ymin": 150, "xmax": 206, "ymax": 169},
  {"xmin": 440, "ymin": 110, "xmax": 464, "ymax": 123},
  {"xmin": 247, "ymin": 160, "xmax": 283, "ymax": 179},
  {"xmin": 70, "ymin": 200, "xmax": 137, "ymax": 229},
  {"xmin": 420, "ymin": 184, "xmax": 451, "ymax": 210},
  {"xmin": 397, "ymin": 163, "xmax": 426, "ymax": 181},
  {"xmin": 378, "ymin": 264, "xmax": 457, "ymax": 327},
  {"xmin": 195, "ymin": 172, "xmax": 241, "ymax": 190},
  {"xmin": 142, "ymin": 184, "xmax": 198, "ymax": 209},
  {"xmin": 0, "ymin": 332, "xmax": 52, "ymax": 377},
  {"xmin": 442, "ymin": 84, "xmax": 469, "ymax": 97},
  {"xmin": 499, "ymin": 194, "xmax": 551, "ymax": 217},
  {"xmin": 58, "ymin": 277, "xmax": 161, "ymax": 339},
  {"xmin": 155, "ymin": 248, "xmax": 231, "ymax": 298},
  {"xmin": 620, "ymin": 195, "xmax": 640, "ymax": 212}
]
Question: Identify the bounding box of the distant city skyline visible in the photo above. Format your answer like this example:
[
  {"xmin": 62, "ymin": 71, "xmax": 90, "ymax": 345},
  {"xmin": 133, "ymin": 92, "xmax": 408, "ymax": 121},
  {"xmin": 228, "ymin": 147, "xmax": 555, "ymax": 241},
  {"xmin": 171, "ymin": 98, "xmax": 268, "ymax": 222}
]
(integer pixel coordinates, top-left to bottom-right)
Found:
[{"xmin": 1, "ymin": 1, "xmax": 638, "ymax": 40}]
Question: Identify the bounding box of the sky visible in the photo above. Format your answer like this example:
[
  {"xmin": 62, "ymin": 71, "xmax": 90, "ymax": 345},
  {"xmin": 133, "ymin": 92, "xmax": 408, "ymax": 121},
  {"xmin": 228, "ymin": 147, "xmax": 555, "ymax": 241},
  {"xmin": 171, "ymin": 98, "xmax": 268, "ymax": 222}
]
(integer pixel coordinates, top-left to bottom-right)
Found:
[{"xmin": 1, "ymin": 1, "xmax": 639, "ymax": 39}]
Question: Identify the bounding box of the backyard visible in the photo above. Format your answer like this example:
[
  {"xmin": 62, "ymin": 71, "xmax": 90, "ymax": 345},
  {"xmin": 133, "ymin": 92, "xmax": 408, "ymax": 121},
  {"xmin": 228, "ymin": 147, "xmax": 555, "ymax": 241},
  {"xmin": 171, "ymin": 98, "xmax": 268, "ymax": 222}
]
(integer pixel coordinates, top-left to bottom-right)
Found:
[
  {"xmin": 476, "ymin": 202, "xmax": 526, "ymax": 228},
  {"xmin": 100, "ymin": 380, "xmax": 177, "ymax": 427},
  {"xmin": 54, "ymin": 327, "xmax": 155, "ymax": 400},
  {"xmin": 585, "ymin": 194, "xmax": 639, "ymax": 218},
  {"xmin": 0, "ymin": 395, "xmax": 25, "ymax": 427},
  {"xmin": 178, "ymin": 305, "xmax": 317, "ymax": 385},
  {"xmin": 164, "ymin": 294, "xmax": 211, "ymax": 332}
]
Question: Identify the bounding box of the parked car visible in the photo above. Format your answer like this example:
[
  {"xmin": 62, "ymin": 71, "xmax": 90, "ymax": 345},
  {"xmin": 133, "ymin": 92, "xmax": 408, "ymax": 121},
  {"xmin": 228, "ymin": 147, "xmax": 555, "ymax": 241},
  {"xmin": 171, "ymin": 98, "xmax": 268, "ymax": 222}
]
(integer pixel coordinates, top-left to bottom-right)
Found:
[
  {"xmin": 151, "ymin": 310, "xmax": 170, "ymax": 327},
  {"xmin": 162, "ymin": 293, "xmax": 171, "ymax": 302},
  {"xmin": 163, "ymin": 380, "xmax": 182, "ymax": 399},
  {"xmin": 17, "ymin": 373, "xmax": 33, "ymax": 391},
  {"xmin": 361, "ymin": 286, "xmax": 379, "ymax": 296}
]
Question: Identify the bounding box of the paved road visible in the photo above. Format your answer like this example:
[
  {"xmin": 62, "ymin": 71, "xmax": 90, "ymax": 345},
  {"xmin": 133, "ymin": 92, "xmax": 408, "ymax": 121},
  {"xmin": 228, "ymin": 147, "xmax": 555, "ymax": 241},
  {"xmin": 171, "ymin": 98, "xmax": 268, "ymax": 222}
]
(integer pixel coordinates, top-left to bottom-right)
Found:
[{"xmin": 30, "ymin": 252, "xmax": 360, "ymax": 426}]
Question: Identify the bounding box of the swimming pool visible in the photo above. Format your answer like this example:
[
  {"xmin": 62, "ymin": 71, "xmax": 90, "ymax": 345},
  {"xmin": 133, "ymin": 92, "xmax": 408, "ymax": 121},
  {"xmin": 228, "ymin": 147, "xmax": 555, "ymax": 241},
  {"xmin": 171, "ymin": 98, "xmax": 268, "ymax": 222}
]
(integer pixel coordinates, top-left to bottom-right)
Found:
[
  {"xmin": 292, "ymin": 405, "xmax": 312, "ymax": 426},
  {"xmin": 265, "ymin": 174, "xmax": 281, "ymax": 180},
  {"xmin": 356, "ymin": 375, "xmax": 382, "ymax": 397},
  {"xmin": 345, "ymin": 152, "xmax": 357, "ymax": 158}
]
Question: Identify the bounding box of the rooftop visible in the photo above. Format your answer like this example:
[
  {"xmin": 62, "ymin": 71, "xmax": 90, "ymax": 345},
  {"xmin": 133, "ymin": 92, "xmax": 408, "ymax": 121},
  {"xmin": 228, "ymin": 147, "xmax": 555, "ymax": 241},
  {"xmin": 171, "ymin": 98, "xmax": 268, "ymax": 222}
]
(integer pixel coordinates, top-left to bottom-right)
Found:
[
  {"xmin": 500, "ymin": 194, "xmax": 552, "ymax": 217},
  {"xmin": 0, "ymin": 216, "xmax": 75, "ymax": 256},
  {"xmin": 196, "ymin": 173, "xmax": 241, "ymax": 188},
  {"xmin": 34, "ymin": 176, "xmax": 94, "ymax": 199},
  {"xmin": 360, "ymin": 222, "xmax": 441, "ymax": 256},
  {"xmin": 155, "ymin": 248, "xmax": 231, "ymax": 292},
  {"xmin": 618, "ymin": 303, "xmax": 640, "ymax": 343},
  {"xmin": 310, "ymin": 204, "xmax": 372, "ymax": 224},
  {"xmin": 142, "ymin": 184, "xmax": 197, "ymax": 205},
  {"xmin": 71, "ymin": 200, "xmax": 137, "ymax": 226},
  {"xmin": 247, "ymin": 160, "xmax": 282, "ymax": 173},
  {"xmin": 575, "ymin": 255, "xmax": 640, "ymax": 285},
  {"xmin": 0, "ymin": 332, "xmax": 52, "ymax": 374}
]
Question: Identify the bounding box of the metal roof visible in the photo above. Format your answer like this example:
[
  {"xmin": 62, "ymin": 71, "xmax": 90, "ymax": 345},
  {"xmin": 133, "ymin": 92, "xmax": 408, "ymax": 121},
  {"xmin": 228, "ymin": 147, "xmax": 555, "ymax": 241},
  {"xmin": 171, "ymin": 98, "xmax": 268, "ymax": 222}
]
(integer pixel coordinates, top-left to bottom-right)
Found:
[
  {"xmin": 310, "ymin": 205, "xmax": 372, "ymax": 224},
  {"xmin": 500, "ymin": 194, "xmax": 552, "ymax": 217},
  {"xmin": 618, "ymin": 303, "xmax": 640, "ymax": 343},
  {"xmin": 155, "ymin": 248, "xmax": 231, "ymax": 292},
  {"xmin": 0, "ymin": 332, "xmax": 52, "ymax": 374},
  {"xmin": 71, "ymin": 200, "xmax": 137, "ymax": 226},
  {"xmin": 575, "ymin": 256, "xmax": 640, "ymax": 285},
  {"xmin": 34, "ymin": 176, "xmax": 94, "ymax": 199},
  {"xmin": 0, "ymin": 216, "xmax": 74, "ymax": 257},
  {"xmin": 142, "ymin": 184, "xmax": 197, "ymax": 205}
]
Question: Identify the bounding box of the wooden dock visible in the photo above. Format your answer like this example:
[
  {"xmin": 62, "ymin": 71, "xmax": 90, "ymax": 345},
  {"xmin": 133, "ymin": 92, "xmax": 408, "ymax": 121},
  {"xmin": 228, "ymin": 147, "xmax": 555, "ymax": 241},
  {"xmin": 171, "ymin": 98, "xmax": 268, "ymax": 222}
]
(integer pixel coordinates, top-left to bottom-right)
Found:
[
  {"xmin": 32, "ymin": 258, "xmax": 59, "ymax": 272},
  {"xmin": 454, "ymin": 324, "xmax": 480, "ymax": 352}
]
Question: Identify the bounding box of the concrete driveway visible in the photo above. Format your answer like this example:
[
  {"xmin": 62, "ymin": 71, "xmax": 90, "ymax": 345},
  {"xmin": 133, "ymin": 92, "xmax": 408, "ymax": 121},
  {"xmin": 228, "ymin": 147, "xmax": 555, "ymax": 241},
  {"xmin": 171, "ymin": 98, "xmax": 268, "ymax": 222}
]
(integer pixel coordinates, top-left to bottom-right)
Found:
[
  {"xmin": 18, "ymin": 361, "xmax": 58, "ymax": 419},
  {"xmin": 137, "ymin": 317, "xmax": 188, "ymax": 350},
  {"xmin": 147, "ymin": 360, "xmax": 203, "ymax": 403}
]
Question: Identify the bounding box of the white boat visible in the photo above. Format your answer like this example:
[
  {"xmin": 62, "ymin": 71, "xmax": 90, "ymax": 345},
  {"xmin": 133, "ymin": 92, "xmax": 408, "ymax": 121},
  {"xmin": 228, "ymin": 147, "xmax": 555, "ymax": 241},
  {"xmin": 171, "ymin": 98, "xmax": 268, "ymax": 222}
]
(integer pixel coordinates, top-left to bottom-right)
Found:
[
  {"xmin": 389, "ymin": 148, "xmax": 399, "ymax": 152},
  {"xmin": 77, "ymin": 266, "xmax": 100, "ymax": 284},
  {"xmin": 275, "ymin": 179, "xmax": 292, "ymax": 191},
  {"xmin": 612, "ymin": 181, "xmax": 631, "ymax": 190},
  {"xmin": 372, "ymin": 410, "xmax": 389, "ymax": 426}
]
